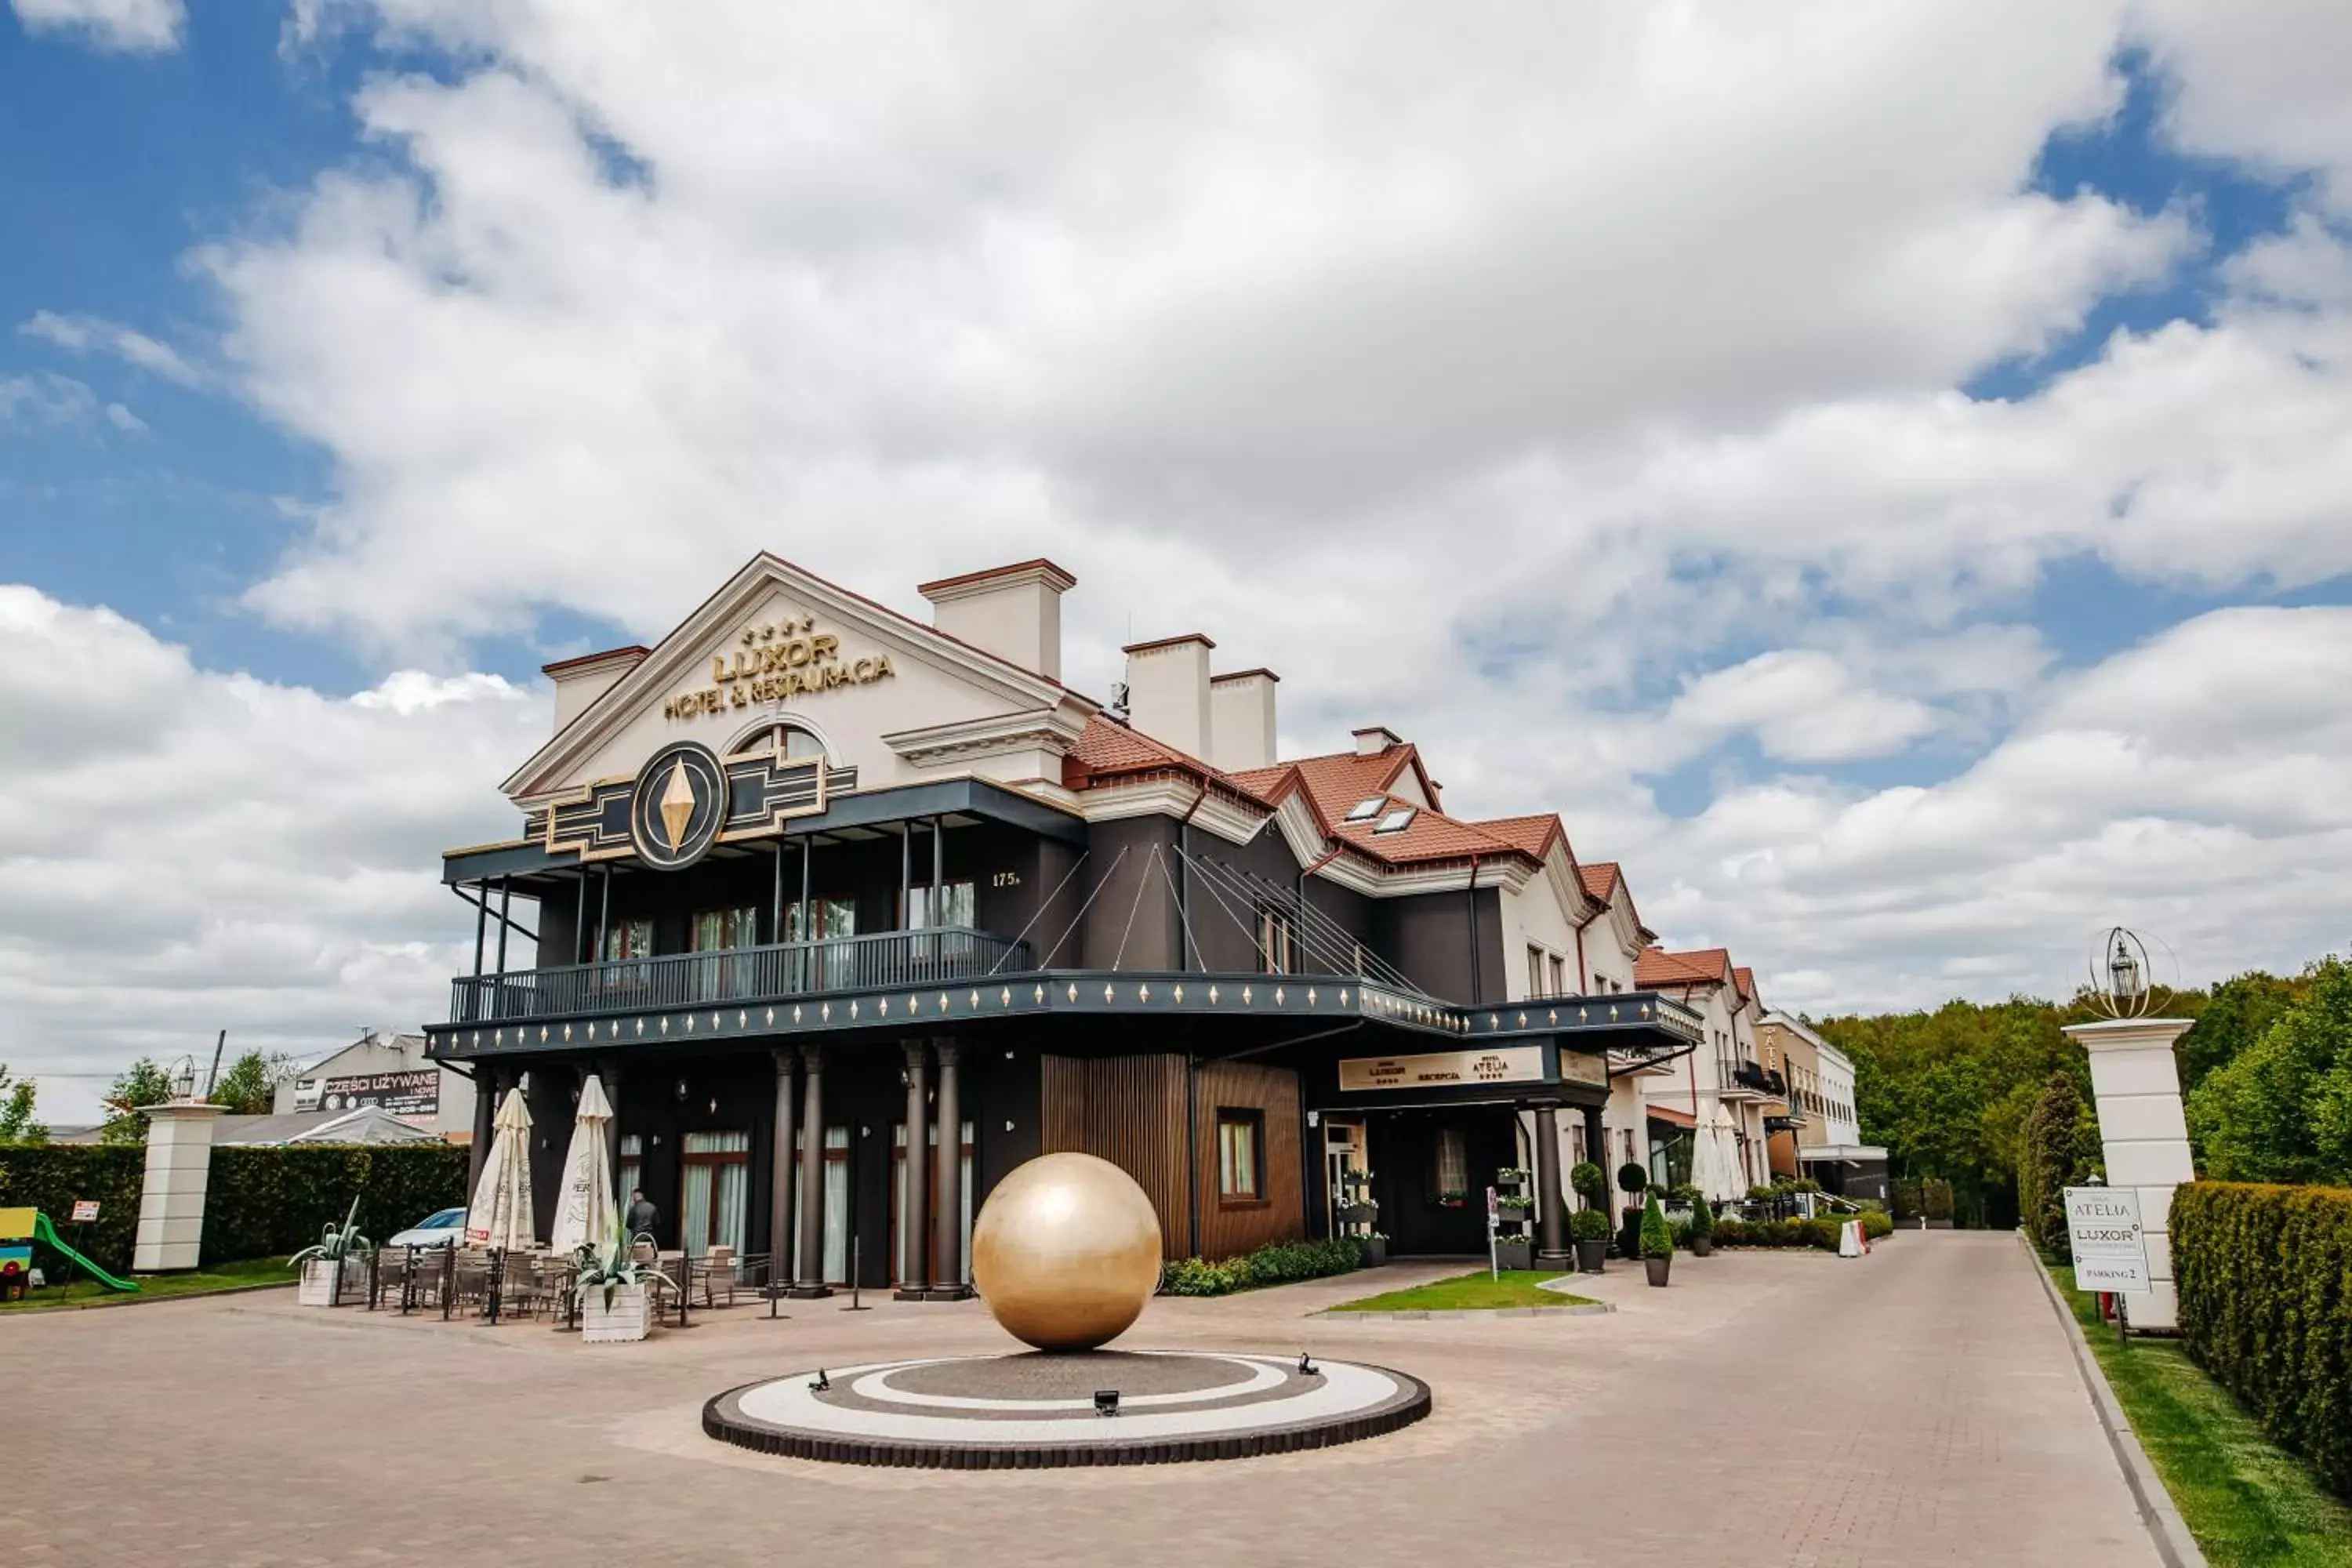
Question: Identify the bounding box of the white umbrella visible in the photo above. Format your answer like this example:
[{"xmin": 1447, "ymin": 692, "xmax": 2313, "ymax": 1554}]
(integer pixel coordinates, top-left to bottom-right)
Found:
[
  {"xmin": 465, "ymin": 1087, "xmax": 537, "ymax": 1250},
  {"xmin": 1690, "ymin": 1102, "xmax": 1744, "ymax": 1203},
  {"xmin": 549, "ymin": 1074, "xmax": 617, "ymax": 1254}
]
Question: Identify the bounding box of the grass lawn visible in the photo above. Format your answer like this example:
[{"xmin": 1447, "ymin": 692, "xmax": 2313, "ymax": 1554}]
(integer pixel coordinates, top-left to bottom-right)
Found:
[
  {"xmin": 2056, "ymin": 1264, "xmax": 2352, "ymax": 1568},
  {"xmin": 1328, "ymin": 1269, "xmax": 1596, "ymax": 1312},
  {"xmin": 0, "ymin": 1254, "xmax": 296, "ymax": 1313}
]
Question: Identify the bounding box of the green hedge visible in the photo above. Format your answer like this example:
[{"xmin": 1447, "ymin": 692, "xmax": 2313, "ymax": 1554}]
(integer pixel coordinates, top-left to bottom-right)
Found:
[
  {"xmin": 1160, "ymin": 1236, "xmax": 1363, "ymax": 1297},
  {"xmin": 0, "ymin": 1142, "xmax": 470, "ymax": 1274},
  {"xmin": 1710, "ymin": 1211, "xmax": 1891, "ymax": 1250},
  {"xmin": 2173, "ymin": 1181, "xmax": 2352, "ymax": 1497},
  {"xmin": 0, "ymin": 1145, "xmax": 148, "ymax": 1275}
]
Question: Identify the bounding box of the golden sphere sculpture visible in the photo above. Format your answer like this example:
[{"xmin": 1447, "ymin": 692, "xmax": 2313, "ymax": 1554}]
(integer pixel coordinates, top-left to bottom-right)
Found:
[{"xmin": 971, "ymin": 1152, "xmax": 1164, "ymax": 1352}]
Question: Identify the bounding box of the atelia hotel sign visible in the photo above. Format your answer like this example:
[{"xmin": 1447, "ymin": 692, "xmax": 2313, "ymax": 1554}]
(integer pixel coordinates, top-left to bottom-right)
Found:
[
  {"xmin": 664, "ymin": 613, "xmax": 895, "ymax": 719},
  {"xmin": 1338, "ymin": 1047, "xmax": 1544, "ymax": 1092}
]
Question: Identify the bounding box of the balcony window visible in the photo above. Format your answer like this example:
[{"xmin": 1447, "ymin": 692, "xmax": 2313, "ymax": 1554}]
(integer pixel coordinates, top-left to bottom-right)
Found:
[
  {"xmin": 692, "ymin": 906, "xmax": 758, "ymax": 953},
  {"xmin": 1550, "ymin": 953, "xmax": 1567, "ymax": 996},
  {"xmin": 601, "ymin": 918, "xmax": 655, "ymax": 963},
  {"xmin": 907, "ymin": 880, "xmax": 975, "ymax": 930},
  {"xmin": 783, "ymin": 898, "xmax": 857, "ymax": 942},
  {"xmin": 1217, "ymin": 1110, "xmax": 1265, "ymax": 1203},
  {"xmin": 1257, "ymin": 907, "xmax": 1296, "ymax": 975},
  {"xmin": 1526, "ymin": 945, "xmax": 1546, "ymax": 999}
]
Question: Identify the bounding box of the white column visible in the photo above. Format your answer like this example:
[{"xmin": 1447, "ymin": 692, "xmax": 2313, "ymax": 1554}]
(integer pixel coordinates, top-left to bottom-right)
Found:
[
  {"xmin": 133, "ymin": 1101, "xmax": 228, "ymax": 1273},
  {"xmin": 2063, "ymin": 1018, "xmax": 2195, "ymax": 1331}
]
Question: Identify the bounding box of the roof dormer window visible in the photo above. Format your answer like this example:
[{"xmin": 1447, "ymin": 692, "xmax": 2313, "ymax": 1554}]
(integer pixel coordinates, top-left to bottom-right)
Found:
[
  {"xmin": 1345, "ymin": 797, "xmax": 1384, "ymax": 823},
  {"xmin": 1374, "ymin": 807, "xmax": 1417, "ymax": 834}
]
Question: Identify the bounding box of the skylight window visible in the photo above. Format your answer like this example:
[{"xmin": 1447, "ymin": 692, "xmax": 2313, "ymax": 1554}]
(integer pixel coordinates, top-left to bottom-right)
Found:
[
  {"xmin": 1374, "ymin": 807, "xmax": 1417, "ymax": 834},
  {"xmin": 1344, "ymin": 797, "xmax": 1384, "ymax": 822}
]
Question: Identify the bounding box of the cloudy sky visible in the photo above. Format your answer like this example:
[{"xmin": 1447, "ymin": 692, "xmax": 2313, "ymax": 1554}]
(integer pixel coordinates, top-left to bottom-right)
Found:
[{"xmin": 5, "ymin": 2, "xmax": 2351, "ymax": 1121}]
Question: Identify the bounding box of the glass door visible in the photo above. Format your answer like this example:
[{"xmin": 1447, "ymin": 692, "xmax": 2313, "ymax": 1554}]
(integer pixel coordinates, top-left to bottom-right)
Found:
[{"xmin": 680, "ymin": 1130, "xmax": 749, "ymax": 1258}]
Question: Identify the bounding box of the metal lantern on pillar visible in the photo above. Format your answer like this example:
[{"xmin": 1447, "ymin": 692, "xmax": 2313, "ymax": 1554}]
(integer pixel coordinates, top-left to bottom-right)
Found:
[{"xmin": 2087, "ymin": 927, "xmax": 2165, "ymax": 1020}]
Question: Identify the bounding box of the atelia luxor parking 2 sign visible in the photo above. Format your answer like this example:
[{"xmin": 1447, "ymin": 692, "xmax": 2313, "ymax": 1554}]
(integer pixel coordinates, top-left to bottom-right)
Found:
[{"xmin": 2064, "ymin": 1187, "xmax": 2151, "ymax": 1293}]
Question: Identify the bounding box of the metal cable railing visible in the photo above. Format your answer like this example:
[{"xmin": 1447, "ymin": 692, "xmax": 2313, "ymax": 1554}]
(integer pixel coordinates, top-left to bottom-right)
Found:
[{"xmin": 448, "ymin": 927, "xmax": 1028, "ymax": 1025}]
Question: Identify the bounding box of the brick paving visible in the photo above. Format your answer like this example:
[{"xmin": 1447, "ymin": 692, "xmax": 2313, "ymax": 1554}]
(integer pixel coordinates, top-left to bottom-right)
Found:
[{"xmin": 0, "ymin": 1232, "xmax": 2156, "ymax": 1566}]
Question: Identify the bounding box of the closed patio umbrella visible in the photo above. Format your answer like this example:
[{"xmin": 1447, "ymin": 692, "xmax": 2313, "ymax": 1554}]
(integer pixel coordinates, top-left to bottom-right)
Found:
[
  {"xmin": 465, "ymin": 1087, "xmax": 537, "ymax": 1250},
  {"xmin": 1690, "ymin": 1102, "xmax": 1744, "ymax": 1204},
  {"xmin": 549, "ymin": 1074, "xmax": 617, "ymax": 1255}
]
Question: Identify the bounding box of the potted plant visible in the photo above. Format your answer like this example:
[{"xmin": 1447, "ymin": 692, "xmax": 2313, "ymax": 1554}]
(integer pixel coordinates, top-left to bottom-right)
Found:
[
  {"xmin": 1359, "ymin": 1231, "xmax": 1389, "ymax": 1267},
  {"xmin": 1616, "ymin": 1163, "xmax": 1649, "ymax": 1258},
  {"xmin": 1437, "ymin": 1189, "xmax": 1468, "ymax": 1209},
  {"xmin": 1570, "ymin": 1207, "xmax": 1611, "ymax": 1273},
  {"xmin": 1641, "ymin": 1194, "xmax": 1675, "ymax": 1287},
  {"xmin": 575, "ymin": 1235, "xmax": 655, "ymax": 1344},
  {"xmin": 1494, "ymin": 1167, "xmax": 1530, "ymax": 1185},
  {"xmin": 1569, "ymin": 1161, "xmax": 1606, "ymax": 1209},
  {"xmin": 1493, "ymin": 1229, "xmax": 1533, "ymax": 1270},
  {"xmin": 289, "ymin": 1196, "xmax": 371, "ymax": 1307},
  {"xmin": 1688, "ymin": 1193, "xmax": 1715, "ymax": 1257},
  {"xmin": 1495, "ymin": 1192, "xmax": 1534, "ymax": 1215}
]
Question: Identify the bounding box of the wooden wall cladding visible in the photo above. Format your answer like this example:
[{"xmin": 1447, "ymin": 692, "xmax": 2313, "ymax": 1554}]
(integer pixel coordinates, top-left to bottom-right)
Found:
[
  {"xmin": 1040, "ymin": 1053, "xmax": 1190, "ymax": 1259},
  {"xmin": 1193, "ymin": 1059, "xmax": 1305, "ymax": 1261}
]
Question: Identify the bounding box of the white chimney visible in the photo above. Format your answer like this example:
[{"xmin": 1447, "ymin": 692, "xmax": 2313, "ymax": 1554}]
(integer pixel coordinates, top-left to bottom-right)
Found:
[
  {"xmin": 1352, "ymin": 724, "xmax": 1402, "ymax": 757},
  {"xmin": 1208, "ymin": 668, "xmax": 1279, "ymax": 771},
  {"xmin": 917, "ymin": 558, "xmax": 1076, "ymax": 681},
  {"xmin": 543, "ymin": 645, "xmax": 650, "ymax": 735},
  {"xmin": 1123, "ymin": 633, "xmax": 1214, "ymax": 759}
]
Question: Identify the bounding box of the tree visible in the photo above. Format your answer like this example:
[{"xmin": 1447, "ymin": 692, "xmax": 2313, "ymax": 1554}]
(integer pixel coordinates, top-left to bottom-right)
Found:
[
  {"xmin": 100, "ymin": 1058, "xmax": 176, "ymax": 1145},
  {"xmin": 209, "ymin": 1050, "xmax": 299, "ymax": 1116},
  {"xmin": 2177, "ymin": 971, "xmax": 2300, "ymax": 1097},
  {"xmin": 2016, "ymin": 1072, "xmax": 2099, "ymax": 1259},
  {"xmin": 2189, "ymin": 957, "xmax": 2352, "ymax": 1186},
  {"xmin": 0, "ymin": 1064, "xmax": 45, "ymax": 1145}
]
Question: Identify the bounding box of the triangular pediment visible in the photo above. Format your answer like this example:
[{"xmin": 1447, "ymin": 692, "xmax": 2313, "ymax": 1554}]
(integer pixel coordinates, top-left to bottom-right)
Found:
[{"xmin": 505, "ymin": 554, "xmax": 1077, "ymax": 803}]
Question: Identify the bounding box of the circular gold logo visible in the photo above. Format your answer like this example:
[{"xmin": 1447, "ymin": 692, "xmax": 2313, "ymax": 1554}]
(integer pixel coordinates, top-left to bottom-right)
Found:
[{"xmin": 629, "ymin": 742, "xmax": 727, "ymax": 870}]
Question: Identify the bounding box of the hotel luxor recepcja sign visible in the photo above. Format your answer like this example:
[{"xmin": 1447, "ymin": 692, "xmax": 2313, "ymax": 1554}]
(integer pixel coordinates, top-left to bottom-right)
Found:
[{"xmin": 662, "ymin": 613, "xmax": 897, "ymax": 720}]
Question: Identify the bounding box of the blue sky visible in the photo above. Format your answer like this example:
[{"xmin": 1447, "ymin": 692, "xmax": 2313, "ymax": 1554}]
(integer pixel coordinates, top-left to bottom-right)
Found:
[{"xmin": 6, "ymin": 3, "xmax": 2352, "ymax": 1117}]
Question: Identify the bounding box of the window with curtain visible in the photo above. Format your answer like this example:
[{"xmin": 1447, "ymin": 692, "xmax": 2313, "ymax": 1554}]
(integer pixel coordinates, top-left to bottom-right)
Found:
[
  {"xmin": 782, "ymin": 898, "xmax": 857, "ymax": 942},
  {"xmin": 1526, "ymin": 946, "xmax": 1545, "ymax": 998},
  {"xmin": 691, "ymin": 906, "xmax": 759, "ymax": 952},
  {"xmin": 1434, "ymin": 1126, "xmax": 1468, "ymax": 1200},
  {"xmin": 602, "ymin": 919, "xmax": 655, "ymax": 963},
  {"xmin": 680, "ymin": 1130, "xmax": 749, "ymax": 1258},
  {"xmin": 908, "ymin": 880, "xmax": 975, "ymax": 929},
  {"xmin": 617, "ymin": 1134, "xmax": 642, "ymax": 1218},
  {"xmin": 1257, "ymin": 908, "xmax": 1295, "ymax": 975},
  {"xmin": 1551, "ymin": 953, "xmax": 1568, "ymax": 996},
  {"xmin": 1217, "ymin": 1110, "xmax": 1264, "ymax": 1203}
]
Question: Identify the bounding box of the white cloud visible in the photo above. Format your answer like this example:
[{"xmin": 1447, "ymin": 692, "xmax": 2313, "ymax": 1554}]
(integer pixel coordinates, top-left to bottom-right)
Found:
[
  {"xmin": 9, "ymin": 0, "xmax": 183, "ymax": 53},
  {"xmin": 0, "ymin": 586, "xmax": 541, "ymax": 1123},
  {"xmin": 20, "ymin": 310, "xmax": 206, "ymax": 388},
  {"xmin": 103, "ymin": 401, "xmax": 147, "ymax": 433},
  {"xmin": 1661, "ymin": 650, "xmax": 1942, "ymax": 766},
  {"xmin": 0, "ymin": 372, "xmax": 97, "ymax": 430}
]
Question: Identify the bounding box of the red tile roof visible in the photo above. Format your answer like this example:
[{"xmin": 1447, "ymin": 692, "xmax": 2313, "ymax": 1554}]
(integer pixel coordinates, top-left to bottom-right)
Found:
[
  {"xmin": 1472, "ymin": 813, "xmax": 1565, "ymax": 860},
  {"xmin": 1733, "ymin": 966, "xmax": 1758, "ymax": 1008},
  {"xmin": 1578, "ymin": 861, "xmax": 1621, "ymax": 901},
  {"xmin": 1635, "ymin": 947, "xmax": 1735, "ymax": 989}
]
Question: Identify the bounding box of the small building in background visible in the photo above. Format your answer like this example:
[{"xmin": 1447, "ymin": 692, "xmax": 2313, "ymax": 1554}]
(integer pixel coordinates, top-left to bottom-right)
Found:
[
  {"xmin": 274, "ymin": 1030, "xmax": 474, "ymax": 1142},
  {"xmin": 1756, "ymin": 1010, "xmax": 1886, "ymax": 1202}
]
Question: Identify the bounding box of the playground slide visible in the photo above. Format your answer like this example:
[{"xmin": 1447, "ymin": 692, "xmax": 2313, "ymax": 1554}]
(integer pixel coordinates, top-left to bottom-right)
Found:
[{"xmin": 31, "ymin": 1210, "xmax": 140, "ymax": 1293}]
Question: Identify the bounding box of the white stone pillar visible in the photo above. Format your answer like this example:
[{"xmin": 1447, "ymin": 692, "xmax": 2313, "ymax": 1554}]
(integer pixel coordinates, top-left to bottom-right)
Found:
[
  {"xmin": 133, "ymin": 1101, "xmax": 227, "ymax": 1273},
  {"xmin": 2063, "ymin": 1018, "xmax": 2195, "ymax": 1331}
]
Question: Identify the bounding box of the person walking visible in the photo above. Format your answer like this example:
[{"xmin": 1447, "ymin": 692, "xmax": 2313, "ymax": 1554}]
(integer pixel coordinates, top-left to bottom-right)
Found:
[{"xmin": 624, "ymin": 1188, "xmax": 659, "ymax": 1240}]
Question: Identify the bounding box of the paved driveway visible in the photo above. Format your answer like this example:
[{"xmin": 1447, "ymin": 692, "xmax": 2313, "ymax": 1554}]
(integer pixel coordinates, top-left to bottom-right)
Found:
[{"xmin": 1, "ymin": 1230, "xmax": 2155, "ymax": 1566}]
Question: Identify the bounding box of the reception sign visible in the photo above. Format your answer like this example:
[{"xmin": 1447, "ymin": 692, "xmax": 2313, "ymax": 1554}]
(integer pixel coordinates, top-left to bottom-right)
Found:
[
  {"xmin": 1338, "ymin": 1046, "xmax": 1544, "ymax": 1092},
  {"xmin": 2064, "ymin": 1186, "xmax": 2151, "ymax": 1293}
]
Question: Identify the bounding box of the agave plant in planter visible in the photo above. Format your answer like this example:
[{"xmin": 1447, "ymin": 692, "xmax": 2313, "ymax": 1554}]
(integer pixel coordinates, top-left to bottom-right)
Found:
[
  {"xmin": 574, "ymin": 1236, "xmax": 655, "ymax": 1343},
  {"xmin": 1569, "ymin": 1207, "xmax": 1612, "ymax": 1273},
  {"xmin": 1641, "ymin": 1194, "xmax": 1675, "ymax": 1287},
  {"xmin": 289, "ymin": 1196, "xmax": 372, "ymax": 1307}
]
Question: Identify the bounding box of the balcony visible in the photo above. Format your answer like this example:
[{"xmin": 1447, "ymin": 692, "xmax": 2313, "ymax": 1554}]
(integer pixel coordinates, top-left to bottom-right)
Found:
[
  {"xmin": 448, "ymin": 927, "xmax": 1029, "ymax": 1027},
  {"xmin": 1719, "ymin": 1058, "xmax": 1774, "ymax": 1098}
]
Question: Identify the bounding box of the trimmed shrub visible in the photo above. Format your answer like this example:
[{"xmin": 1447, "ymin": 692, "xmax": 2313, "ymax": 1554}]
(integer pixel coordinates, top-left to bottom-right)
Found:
[
  {"xmin": 0, "ymin": 1145, "xmax": 147, "ymax": 1275},
  {"xmin": 1568, "ymin": 1161, "xmax": 1606, "ymax": 1207},
  {"xmin": 1689, "ymin": 1193, "xmax": 1715, "ymax": 1240},
  {"xmin": 2173, "ymin": 1181, "xmax": 2352, "ymax": 1498},
  {"xmin": 1640, "ymin": 1194, "xmax": 1674, "ymax": 1258},
  {"xmin": 1569, "ymin": 1207, "xmax": 1610, "ymax": 1241},
  {"xmin": 1160, "ymin": 1235, "xmax": 1362, "ymax": 1297},
  {"xmin": 1860, "ymin": 1210, "xmax": 1894, "ymax": 1240},
  {"xmin": 1709, "ymin": 1216, "xmax": 1849, "ymax": 1252}
]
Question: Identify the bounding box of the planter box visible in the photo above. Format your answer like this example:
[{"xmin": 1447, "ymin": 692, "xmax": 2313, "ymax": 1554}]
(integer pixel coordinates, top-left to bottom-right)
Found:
[
  {"xmin": 1358, "ymin": 1236, "xmax": 1388, "ymax": 1267},
  {"xmin": 1492, "ymin": 1238, "xmax": 1534, "ymax": 1270},
  {"xmin": 1645, "ymin": 1254, "xmax": 1672, "ymax": 1287},
  {"xmin": 1573, "ymin": 1238, "xmax": 1608, "ymax": 1273},
  {"xmin": 581, "ymin": 1282, "xmax": 652, "ymax": 1343},
  {"xmin": 296, "ymin": 1258, "xmax": 353, "ymax": 1307}
]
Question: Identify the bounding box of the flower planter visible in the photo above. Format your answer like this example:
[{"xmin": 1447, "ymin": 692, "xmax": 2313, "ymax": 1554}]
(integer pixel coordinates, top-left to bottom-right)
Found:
[
  {"xmin": 1358, "ymin": 1236, "xmax": 1388, "ymax": 1267},
  {"xmin": 1690, "ymin": 1234, "xmax": 1714, "ymax": 1258},
  {"xmin": 1492, "ymin": 1237, "xmax": 1533, "ymax": 1271},
  {"xmin": 296, "ymin": 1258, "xmax": 353, "ymax": 1307},
  {"xmin": 1573, "ymin": 1239, "xmax": 1608, "ymax": 1274},
  {"xmin": 581, "ymin": 1282, "xmax": 652, "ymax": 1343},
  {"xmin": 1644, "ymin": 1254, "xmax": 1672, "ymax": 1287}
]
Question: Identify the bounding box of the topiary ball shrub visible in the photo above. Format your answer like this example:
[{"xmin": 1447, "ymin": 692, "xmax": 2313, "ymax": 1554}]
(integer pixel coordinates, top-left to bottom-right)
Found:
[
  {"xmin": 1570, "ymin": 1207, "xmax": 1610, "ymax": 1241},
  {"xmin": 1617, "ymin": 1163, "xmax": 1649, "ymax": 1196},
  {"xmin": 1569, "ymin": 1161, "xmax": 1606, "ymax": 1207}
]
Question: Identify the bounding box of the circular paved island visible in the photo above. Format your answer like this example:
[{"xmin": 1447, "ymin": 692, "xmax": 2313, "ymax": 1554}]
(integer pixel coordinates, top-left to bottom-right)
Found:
[{"xmin": 703, "ymin": 1349, "xmax": 1430, "ymax": 1468}]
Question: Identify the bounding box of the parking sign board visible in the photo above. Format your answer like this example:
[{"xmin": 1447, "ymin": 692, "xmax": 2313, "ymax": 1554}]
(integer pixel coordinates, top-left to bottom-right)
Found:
[{"xmin": 2065, "ymin": 1187, "xmax": 2150, "ymax": 1293}]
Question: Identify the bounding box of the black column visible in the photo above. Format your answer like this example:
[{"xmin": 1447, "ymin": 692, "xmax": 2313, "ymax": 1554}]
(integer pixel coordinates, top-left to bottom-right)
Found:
[
  {"xmin": 1584, "ymin": 1104, "xmax": 1610, "ymax": 1215},
  {"xmin": 896, "ymin": 1041, "xmax": 931, "ymax": 1300},
  {"xmin": 790, "ymin": 1044, "xmax": 832, "ymax": 1298},
  {"xmin": 1534, "ymin": 1102, "xmax": 1570, "ymax": 1268},
  {"xmin": 929, "ymin": 1040, "xmax": 970, "ymax": 1299},
  {"xmin": 768, "ymin": 1048, "xmax": 795, "ymax": 1296},
  {"xmin": 466, "ymin": 1068, "xmax": 498, "ymax": 1198}
]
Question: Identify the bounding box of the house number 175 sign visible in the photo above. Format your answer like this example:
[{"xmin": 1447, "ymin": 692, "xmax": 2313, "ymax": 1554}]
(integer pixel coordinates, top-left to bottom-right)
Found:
[{"xmin": 2064, "ymin": 1187, "xmax": 2151, "ymax": 1294}]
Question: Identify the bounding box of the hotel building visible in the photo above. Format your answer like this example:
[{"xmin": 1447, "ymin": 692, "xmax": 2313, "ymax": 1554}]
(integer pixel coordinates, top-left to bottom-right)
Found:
[{"xmin": 426, "ymin": 554, "xmax": 1706, "ymax": 1291}]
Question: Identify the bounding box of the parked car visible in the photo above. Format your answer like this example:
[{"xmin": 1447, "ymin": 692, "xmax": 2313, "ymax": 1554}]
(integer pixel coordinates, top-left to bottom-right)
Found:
[{"xmin": 384, "ymin": 1207, "xmax": 468, "ymax": 1249}]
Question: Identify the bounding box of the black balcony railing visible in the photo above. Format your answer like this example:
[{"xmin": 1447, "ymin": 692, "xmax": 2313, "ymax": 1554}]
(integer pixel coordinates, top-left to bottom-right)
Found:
[
  {"xmin": 1730, "ymin": 1059, "xmax": 1773, "ymax": 1093},
  {"xmin": 448, "ymin": 927, "xmax": 1029, "ymax": 1027}
]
